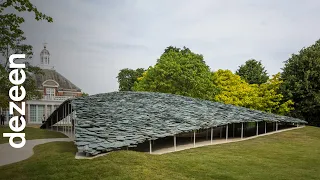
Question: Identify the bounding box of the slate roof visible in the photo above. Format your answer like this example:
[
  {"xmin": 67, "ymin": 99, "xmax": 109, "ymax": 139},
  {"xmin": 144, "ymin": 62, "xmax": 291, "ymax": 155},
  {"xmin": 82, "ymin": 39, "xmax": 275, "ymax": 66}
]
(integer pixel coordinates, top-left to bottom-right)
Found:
[
  {"xmin": 71, "ymin": 91, "xmax": 307, "ymax": 155},
  {"xmin": 32, "ymin": 69, "xmax": 81, "ymax": 92}
]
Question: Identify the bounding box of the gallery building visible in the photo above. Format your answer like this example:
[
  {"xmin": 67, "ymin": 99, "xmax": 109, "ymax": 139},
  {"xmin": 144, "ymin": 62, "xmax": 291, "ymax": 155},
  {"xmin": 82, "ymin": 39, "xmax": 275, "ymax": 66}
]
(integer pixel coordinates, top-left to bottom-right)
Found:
[{"xmin": 2, "ymin": 44, "xmax": 82, "ymax": 125}]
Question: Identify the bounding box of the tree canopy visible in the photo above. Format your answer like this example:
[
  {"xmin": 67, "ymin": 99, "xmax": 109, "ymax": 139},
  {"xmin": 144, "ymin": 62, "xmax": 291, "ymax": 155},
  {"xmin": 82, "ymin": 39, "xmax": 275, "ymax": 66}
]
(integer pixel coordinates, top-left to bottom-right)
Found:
[
  {"xmin": 281, "ymin": 39, "xmax": 320, "ymax": 125},
  {"xmin": 236, "ymin": 59, "xmax": 269, "ymax": 84},
  {"xmin": 0, "ymin": 0, "xmax": 52, "ymax": 109},
  {"xmin": 133, "ymin": 46, "xmax": 219, "ymax": 101},
  {"xmin": 117, "ymin": 68, "xmax": 145, "ymax": 91},
  {"xmin": 213, "ymin": 70, "xmax": 293, "ymax": 115}
]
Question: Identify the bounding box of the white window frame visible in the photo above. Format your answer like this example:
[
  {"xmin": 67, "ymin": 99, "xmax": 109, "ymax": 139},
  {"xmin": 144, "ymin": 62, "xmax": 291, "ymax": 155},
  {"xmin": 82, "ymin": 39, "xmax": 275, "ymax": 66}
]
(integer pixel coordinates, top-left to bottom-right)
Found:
[{"xmin": 46, "ymin": 88, "xmax": 55, "ymax": 97}]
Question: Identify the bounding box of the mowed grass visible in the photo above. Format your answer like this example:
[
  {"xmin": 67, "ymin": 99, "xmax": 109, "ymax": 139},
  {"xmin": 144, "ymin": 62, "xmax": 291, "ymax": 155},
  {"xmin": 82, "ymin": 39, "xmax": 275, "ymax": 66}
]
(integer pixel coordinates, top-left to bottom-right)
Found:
[
  {"xmin": 0, "ymin": 126, "xmax": 67, "ymax": 144},
  {"xmin": 0, "ymin": 126, "xmax": 319, "ymax": 180}
]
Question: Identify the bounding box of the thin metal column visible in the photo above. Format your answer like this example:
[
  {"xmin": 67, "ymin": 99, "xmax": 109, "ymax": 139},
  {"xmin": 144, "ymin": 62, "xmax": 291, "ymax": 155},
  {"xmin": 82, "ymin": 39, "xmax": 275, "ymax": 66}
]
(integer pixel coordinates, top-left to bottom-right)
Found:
[
  {"xmin": 265, "ymin": 122, "xmax": 267, "ymax": 134},
  {"xmin": 256, "ymin": 122, "xmax": 259, "ymax": 135},
  {"xmin": 276, "ymin": 122, "xmax": 278, "ymax": 131},
  {"xmin": 241, "ymin": 122, "xmax": 244, "ymax": 139},
  {"xmin": 149, "ymin": 140, "xmax": 152, "ymax": 154},
  {"xmin": 226, "ymin": 124, "xmax": 228, "ymax": 141}
]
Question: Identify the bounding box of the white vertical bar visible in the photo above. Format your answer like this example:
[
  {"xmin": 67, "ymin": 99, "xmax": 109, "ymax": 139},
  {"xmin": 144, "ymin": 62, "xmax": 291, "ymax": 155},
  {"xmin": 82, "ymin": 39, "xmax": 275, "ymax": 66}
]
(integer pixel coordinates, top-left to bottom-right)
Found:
[
  {"xmin": 174, "ymin": 135, "xmax": 176, "ymax": 151},
  {"xmin": 149, "ymin": 140, "xmax": 152, "ymax": 154},
  {"xmin": 265, "ymin": 122, "xmax": 267, "ymax": 134},
  {"xmin": 210, "ymin": 127, "xmax": 213, "ymax": 144},
  {"xmin": 241, "ymin": 122, "xmax": 243, "ymax": 139},
  {"xmin": 226, "ymin": 124, "xmax": 228, "ymax": 141},
  {"xmin": 276, "ymin": 122, "xmax": 278, "ymax": 131},
  {"xmin": 297, "ymin": 123, "xmax": 299, "ymax": 127},
  {"xmin": 256, "ymin": 122, "xmax": 259, "ymax": 135},
  {"xmin": 193, "ymin": 130, "xmax": 196, "ymax": 147}
]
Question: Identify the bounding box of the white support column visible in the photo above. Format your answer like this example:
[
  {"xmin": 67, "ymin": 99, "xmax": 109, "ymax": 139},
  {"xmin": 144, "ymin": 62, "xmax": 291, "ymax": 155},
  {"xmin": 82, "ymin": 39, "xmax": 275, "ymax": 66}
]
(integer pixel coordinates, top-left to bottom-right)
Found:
[
  {"xmin": 226, "ymin": 124, "xmax": 228, "ymax": 141},
  {"xmin": 241, "ymin": 122, "xmax": 244, "ymax": 139},
  {"xmin": 297, "ymin": 123, "xmax": 299, "ymax": 127},
  {"xmin": 276, "ymin": 122, "xmax": 278, "ymax": 131},
  {"xmin": 149, "ymin": 140, "xmax": 152, "ymax": 154},
  {"xmin": 256, "ymin": 122, "xmax": 259, "ymax": 135},
  {"xmin": 174, "ymin": 135, "xmax": 176, "ymax": 151},
  {"xmin": 210, "ymin": 127, "xmax": 213, "ymax": 144},
  {"xmin": 265, "ymin": 122, "xmax": 267, "ymax": 134},
  {"xmin": 193, "ymin": 130, "xmax": 196, "ymax": 147}
]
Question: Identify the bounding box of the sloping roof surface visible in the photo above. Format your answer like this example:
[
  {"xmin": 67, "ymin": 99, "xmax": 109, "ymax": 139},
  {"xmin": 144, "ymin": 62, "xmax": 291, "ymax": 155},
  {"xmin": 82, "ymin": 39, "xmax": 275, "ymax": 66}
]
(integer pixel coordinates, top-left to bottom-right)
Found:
[
  {"xmin": 32, "ymin": 69, "xmax": 81, "ymax": 92},
  {"xmin": 72, "ymin": 91, "xmax": 307, "ymax": 155}
]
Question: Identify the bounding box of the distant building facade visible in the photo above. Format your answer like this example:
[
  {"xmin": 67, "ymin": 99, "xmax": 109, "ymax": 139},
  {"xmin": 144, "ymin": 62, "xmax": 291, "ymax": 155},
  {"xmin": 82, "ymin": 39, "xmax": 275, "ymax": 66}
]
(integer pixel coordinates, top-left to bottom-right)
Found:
[{"xmin": 0, "ymin": 44, "xmax": 81, "ymax": 125}]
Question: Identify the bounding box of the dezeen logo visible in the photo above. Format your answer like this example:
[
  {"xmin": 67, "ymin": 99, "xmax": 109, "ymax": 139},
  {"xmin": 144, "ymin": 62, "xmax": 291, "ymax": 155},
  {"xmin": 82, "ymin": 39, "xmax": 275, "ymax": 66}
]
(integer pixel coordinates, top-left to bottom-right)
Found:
[{"xmin": 3, "ymin": 54, "xmax": 27, "ymax": 148}]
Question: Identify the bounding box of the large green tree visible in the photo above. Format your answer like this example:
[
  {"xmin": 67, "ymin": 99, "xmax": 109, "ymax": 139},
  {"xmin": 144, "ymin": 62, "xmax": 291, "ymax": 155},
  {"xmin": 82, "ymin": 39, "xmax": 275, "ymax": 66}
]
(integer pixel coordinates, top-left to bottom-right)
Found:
[
  {"xmin": 117, "ymin": 68, "xmax": 145, "ymax": 91},
  {"xmin": 236, "ymin": 59, "xmax": 269, "ymax": 84},
  {"xmin": 213, "ymin": 70, "xmax": 293, "ymax": 115},
  {"xmin": 133, "ymin": 46, "xmax": 219, "ymax": 101},
  {"xmin": 281, "ymin": 39, "xmax": 320, "ymax": 126},
  {"xmin": 0, "ymin": 0, "xmax": 53, "ymax": 109}
]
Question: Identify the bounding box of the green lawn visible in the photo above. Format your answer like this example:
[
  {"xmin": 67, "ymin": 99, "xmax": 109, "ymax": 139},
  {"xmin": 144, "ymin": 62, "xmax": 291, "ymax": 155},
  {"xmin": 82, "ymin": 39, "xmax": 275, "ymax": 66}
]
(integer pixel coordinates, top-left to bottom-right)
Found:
[
  {"xmin": 0, "ymin": 126, "xmax": 319, "ymax": 180},
  {"xmin": 0, "ymin": 126, "xmax": 67, "ymax": 144}
]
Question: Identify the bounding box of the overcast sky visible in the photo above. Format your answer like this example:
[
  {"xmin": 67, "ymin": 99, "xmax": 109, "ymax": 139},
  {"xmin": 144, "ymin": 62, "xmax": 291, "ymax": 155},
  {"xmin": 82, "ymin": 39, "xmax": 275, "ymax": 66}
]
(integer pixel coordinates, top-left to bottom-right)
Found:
[{"xmin": 21, "ymin": 0, "xmax": 320, "ymax": 95}]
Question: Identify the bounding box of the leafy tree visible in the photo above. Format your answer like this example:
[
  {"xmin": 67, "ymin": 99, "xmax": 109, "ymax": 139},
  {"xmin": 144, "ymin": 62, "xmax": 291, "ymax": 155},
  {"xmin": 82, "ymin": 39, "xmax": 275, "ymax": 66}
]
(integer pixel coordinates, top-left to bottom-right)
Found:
[
  {"xmin": 236, "ymin": 59, "xmax": 269, "ymax": 84},
  {"xmin": 117, "ymin": 68, "xmax": 145, "ymax": 91},
  {"xmin": 255, "ymin": 73, "xmax": 294, "ymax": 115},
  {"xmin": 0, "ymin": 0, "xmax": 52, "ymax": 109},
  {"xmin": 281, "ymin": 39, "xmax": 320, "ymax": 125},
  {"xmin": 213, "ymin": 69, "xmax": 256, "ymax": 108},
  {"xmin": 213, "ymin": 70, "xmax": 293, "ymax": 115},
  {"xmin": 133, "ymin": 46, "xmax": 219, "ymax": 101}
]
